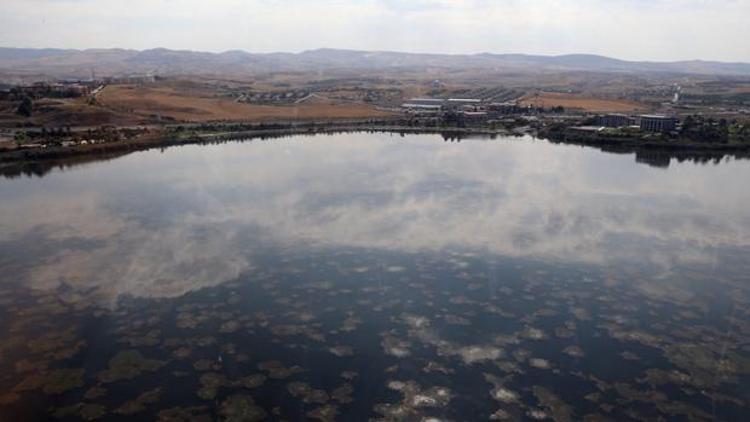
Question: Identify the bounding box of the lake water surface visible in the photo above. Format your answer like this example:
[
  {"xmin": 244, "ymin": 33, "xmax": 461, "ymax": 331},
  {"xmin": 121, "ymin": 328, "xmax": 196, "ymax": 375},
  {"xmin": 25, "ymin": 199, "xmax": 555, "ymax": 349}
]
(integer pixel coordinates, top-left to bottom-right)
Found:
[{"xmin": 1, "ymin": 133, "xmax": 749, "ymax": 421}]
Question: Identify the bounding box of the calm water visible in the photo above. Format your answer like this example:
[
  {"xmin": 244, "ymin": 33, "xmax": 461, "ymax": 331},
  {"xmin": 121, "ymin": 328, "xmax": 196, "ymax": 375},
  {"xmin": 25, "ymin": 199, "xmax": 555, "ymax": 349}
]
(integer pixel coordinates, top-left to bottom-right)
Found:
[{"xmin": 1, "ymin": 132, "xmax": 749, "ymax": 421}]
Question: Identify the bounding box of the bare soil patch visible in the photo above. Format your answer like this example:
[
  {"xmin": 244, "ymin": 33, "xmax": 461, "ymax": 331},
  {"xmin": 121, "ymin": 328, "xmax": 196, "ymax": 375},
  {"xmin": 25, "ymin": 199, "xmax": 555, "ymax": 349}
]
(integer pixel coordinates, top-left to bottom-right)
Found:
[{"xmin": 519, "ymin": 92, "xmax": 647, "ymax": 113}]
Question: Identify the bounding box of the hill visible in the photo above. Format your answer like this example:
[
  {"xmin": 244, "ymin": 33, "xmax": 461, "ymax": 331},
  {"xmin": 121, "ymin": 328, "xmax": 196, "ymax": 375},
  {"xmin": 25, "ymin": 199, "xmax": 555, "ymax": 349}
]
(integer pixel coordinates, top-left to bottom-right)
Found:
[{"xmin": 2, "ymin": 47, "xmax": 750, "ymax": 80}]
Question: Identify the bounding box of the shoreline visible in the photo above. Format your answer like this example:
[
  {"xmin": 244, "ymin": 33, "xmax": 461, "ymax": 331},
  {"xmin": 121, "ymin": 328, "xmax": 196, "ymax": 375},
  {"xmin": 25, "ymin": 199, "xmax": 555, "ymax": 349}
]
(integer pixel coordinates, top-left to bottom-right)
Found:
[
  {"xmin": 2, "ymin": 120, "xmax": 750, "ymax": 167},
  {"xmin": 0, "ymin": 121, "xmax": 519, "ymax": 164},
  {"xmin": 537, "ymin": 129, "xmax": 750, "ymax": 166}
]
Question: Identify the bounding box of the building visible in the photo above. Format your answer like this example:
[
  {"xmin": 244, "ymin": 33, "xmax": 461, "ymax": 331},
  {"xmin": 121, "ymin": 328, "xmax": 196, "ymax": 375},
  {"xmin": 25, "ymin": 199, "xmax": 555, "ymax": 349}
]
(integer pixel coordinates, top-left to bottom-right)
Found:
[
  {"xmin": 402, "ymin": 98, "xmax": 444, "ymax": 107},
  {"xmin": 402, "ymin": 97, "xmax": 485, "ymax": 112},
  {"xmin": 444, "ymin": 98, "xmax": 482, "ymax": 111},
  {"xmin": 401, "ymin": 98, "xmax": 445, "ymax": 112},
  {"xmin": 599, "ymin": 113, "xmax": 635, "ymax": 128},
  {"xmin": 447, "ymin": 98, "xmax": 481, "ymax": 105},
  {"xmin": 640, "ymin": 115, "xmax": 677, "ymax": 132},
  {"xmin": 570, "ymin": 126, "xmax": 605, "ymax": 133}
]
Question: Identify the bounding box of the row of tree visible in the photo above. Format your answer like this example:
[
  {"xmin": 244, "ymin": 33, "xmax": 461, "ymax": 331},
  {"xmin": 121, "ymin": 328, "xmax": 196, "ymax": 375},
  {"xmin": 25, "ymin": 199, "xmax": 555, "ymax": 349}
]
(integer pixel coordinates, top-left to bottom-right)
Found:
[{"xmin": 681, "ymin": 116, "xmax": 750, "ymax": 144}]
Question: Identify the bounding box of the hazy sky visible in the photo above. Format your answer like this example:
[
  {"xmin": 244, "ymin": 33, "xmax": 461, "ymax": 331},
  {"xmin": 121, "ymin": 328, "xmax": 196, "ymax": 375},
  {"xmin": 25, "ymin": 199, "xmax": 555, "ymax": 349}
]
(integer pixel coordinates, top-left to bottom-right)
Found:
[{"xmin": 2, "ymin": 0, "xmax": 749, "ymax": 62}]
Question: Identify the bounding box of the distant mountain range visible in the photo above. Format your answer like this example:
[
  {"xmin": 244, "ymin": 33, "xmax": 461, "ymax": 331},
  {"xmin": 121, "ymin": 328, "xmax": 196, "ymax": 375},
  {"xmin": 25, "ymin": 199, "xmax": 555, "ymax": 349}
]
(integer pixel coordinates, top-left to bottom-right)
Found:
[{"xmin": 1, "ymin": 47, "xmax": 750, "ymax": 80}]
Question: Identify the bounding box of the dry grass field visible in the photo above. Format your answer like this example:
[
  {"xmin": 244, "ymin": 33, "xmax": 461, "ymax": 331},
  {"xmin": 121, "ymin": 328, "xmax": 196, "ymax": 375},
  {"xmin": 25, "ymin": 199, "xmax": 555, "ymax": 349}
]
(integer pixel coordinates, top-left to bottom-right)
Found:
[
  {"xmin": 519, "ymin": 92, "xmax": 647, "ymax": 113},
  {"xmin": 98, "ymin": 84, "xmax": 394, "ymax": 123}
]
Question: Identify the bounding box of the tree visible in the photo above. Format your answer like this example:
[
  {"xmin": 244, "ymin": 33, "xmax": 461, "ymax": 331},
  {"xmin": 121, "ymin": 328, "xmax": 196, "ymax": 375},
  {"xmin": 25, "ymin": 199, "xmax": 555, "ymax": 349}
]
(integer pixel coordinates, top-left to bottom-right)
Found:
[
  {"xmin": 736, "ymin": 124, "xmax": 750, "ymax": 143},
  {"xmin": 13, "ymin": 130, "xmax": 28, "ymax": 147},
  {"xmin": 16, "ymin": 96, "xmax": 33, "ymax": 117}
]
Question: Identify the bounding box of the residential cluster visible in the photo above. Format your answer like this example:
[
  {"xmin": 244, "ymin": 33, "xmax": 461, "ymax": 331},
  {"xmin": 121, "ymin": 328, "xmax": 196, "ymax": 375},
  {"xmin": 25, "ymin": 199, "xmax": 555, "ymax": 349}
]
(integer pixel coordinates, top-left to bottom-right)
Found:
[
  {"xmin": 600, "ymin": 113, "xmax": 677, "ymax": 132},
  {"xmin": 568, "ymin": 113, "xmax": 679, "ymax": 134},
  {"xmin": 400, "ymin": 97, "xmax": 553, "ymax": 127},
  {"xmin": 0, "ymin": 81, "xmax": 93, "ymax": 100}
]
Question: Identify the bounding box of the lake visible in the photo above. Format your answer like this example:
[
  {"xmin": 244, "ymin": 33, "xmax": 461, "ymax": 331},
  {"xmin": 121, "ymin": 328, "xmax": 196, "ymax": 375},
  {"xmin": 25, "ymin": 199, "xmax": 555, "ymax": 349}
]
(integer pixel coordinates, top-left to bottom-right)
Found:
[{"xmin": 1, "ymin": 132, "xmax": 749, "ymax": 421}]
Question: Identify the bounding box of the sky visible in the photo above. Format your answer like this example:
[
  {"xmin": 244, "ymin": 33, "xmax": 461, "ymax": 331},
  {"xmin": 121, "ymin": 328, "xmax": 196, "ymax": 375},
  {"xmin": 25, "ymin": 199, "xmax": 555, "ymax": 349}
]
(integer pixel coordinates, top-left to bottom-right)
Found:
[{"xmin": 1, "ymin": 0, "xmax": 749, "ymax": 62}]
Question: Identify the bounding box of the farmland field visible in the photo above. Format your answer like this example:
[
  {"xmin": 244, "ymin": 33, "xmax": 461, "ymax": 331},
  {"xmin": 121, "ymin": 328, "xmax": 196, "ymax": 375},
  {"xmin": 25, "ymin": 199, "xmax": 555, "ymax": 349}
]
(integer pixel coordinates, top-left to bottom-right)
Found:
[{"xmin": 98, "ymin": 84, "xmax": 394, "ymax": 123}]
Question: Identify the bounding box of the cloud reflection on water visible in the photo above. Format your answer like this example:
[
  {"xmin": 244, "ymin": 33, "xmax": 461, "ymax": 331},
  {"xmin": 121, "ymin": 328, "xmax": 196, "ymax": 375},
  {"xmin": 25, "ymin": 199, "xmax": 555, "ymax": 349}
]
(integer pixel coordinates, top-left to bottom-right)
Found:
[{"xmin": 1, "ymin": 133, "xmax": 749, "ymax": 302}]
